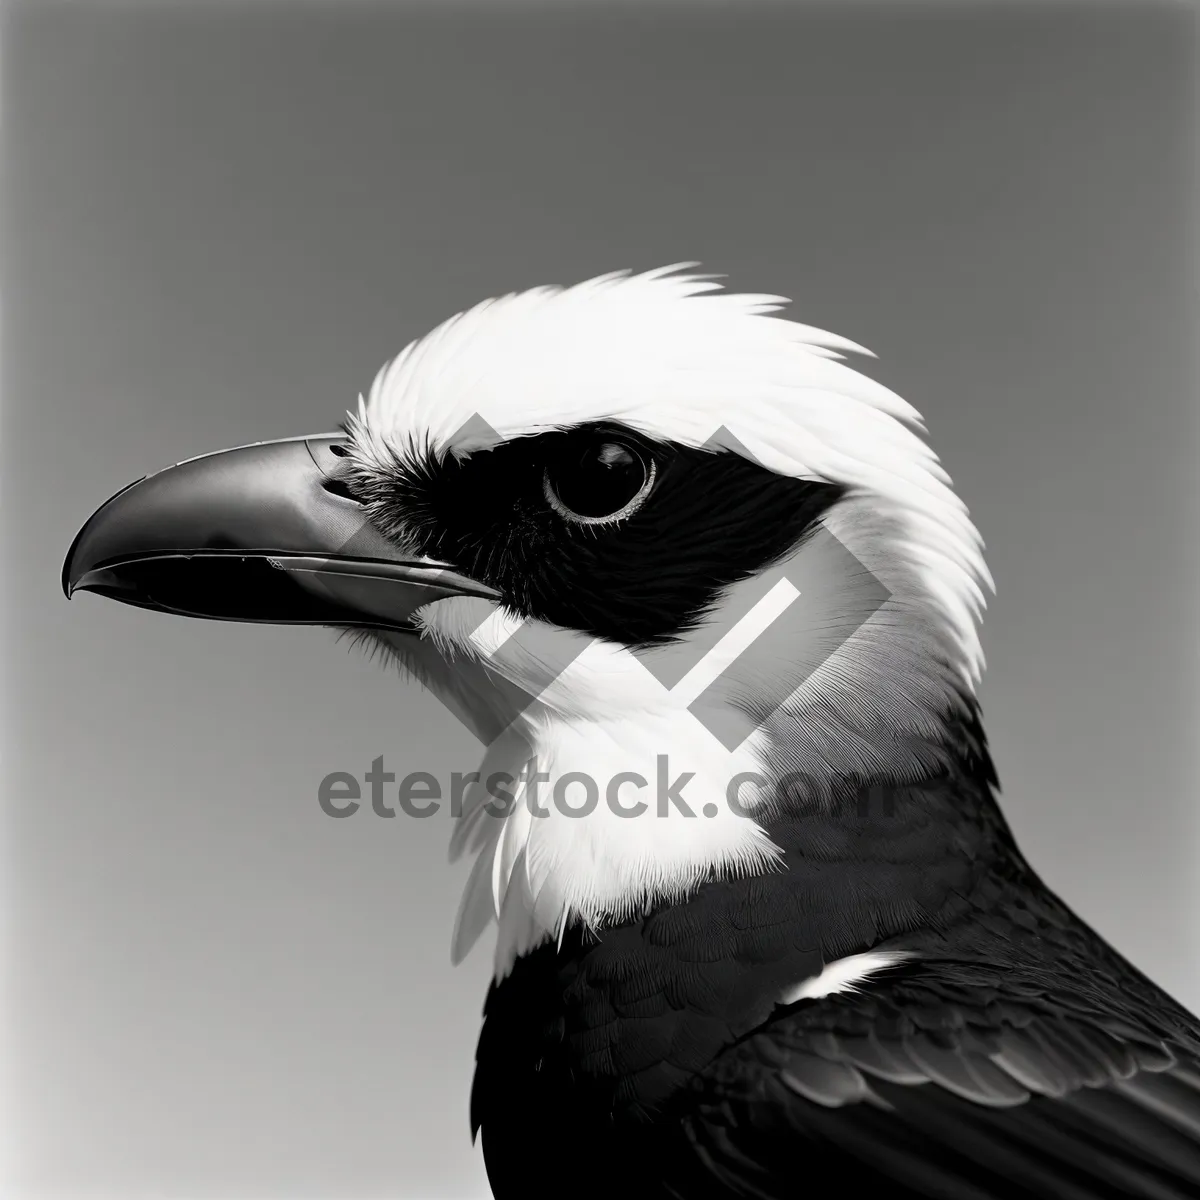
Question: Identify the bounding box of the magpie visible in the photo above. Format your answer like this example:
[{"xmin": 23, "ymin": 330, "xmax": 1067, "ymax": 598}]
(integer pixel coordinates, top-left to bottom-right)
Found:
[{"xmin": 64, "ymin": 266, "xmax": 1200, "ymax": 1199}]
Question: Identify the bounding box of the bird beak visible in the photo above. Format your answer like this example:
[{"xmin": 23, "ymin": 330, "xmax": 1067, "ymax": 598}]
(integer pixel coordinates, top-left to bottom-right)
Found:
[{"xmin": 62, "ymin": 434, "xmax": 499, "ymax": 632}]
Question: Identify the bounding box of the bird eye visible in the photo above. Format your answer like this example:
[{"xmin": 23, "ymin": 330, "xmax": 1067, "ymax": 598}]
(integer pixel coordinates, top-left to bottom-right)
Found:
[{"xmin": 544, "ymin": 438, "xmax": 656, "ymax": 525}]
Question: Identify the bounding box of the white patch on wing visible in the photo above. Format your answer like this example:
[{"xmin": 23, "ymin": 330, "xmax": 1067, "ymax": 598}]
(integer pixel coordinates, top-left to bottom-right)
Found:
[{"xmin": 779, "ymin": 950, "xmax": 914, "ymax": 1005}]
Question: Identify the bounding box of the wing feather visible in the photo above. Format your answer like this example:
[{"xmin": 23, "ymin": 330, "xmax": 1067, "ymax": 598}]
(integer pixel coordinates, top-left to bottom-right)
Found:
[{"xmin": 674, "ymin": 970, "xmax": 1200, "ymax": 1199}]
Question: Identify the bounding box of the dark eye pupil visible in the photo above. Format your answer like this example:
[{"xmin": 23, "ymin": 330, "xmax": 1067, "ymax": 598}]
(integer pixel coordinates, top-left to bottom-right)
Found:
[{"xmin": 550, "ymin": 440, "xmax": 649, "ymax": 519}]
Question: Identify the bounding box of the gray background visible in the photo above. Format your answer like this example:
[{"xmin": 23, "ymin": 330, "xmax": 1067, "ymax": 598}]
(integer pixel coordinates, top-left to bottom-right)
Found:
[{"xmin": 3, "ymin": 1, "xmax": 1197, "ymax": 1197}]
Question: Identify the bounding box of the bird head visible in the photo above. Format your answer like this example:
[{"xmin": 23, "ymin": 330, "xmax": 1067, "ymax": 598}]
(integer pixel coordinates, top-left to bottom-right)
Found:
[{"xmin": 64, "ymin": 266, "xmax": 991, "ymax": 975}]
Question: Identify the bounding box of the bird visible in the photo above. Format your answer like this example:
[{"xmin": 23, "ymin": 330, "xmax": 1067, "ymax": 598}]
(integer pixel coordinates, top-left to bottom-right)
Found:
[{"xmin": 63, "ymin": 265, "xmax": 1200, "ymax": 1199}]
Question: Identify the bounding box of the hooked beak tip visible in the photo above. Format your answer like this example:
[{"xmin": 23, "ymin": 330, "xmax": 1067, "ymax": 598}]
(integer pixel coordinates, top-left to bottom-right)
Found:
[
  {"xmin": 60, "ymin": 436, "xmax": 499, "ymax": 631},
  {"xmin": 63, "ymin": 476, "xmax": 148, "ymax": 601}
]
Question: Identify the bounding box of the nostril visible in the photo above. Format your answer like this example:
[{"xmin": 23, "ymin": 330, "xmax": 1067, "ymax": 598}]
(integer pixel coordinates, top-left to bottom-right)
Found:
[
  {"xmin": 329, "ymin": 444, "xmax": 350, "ymax": 458},
  {"xmin": 321, "ymin": 476, "xmax": 362, "ymax": 503}
]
